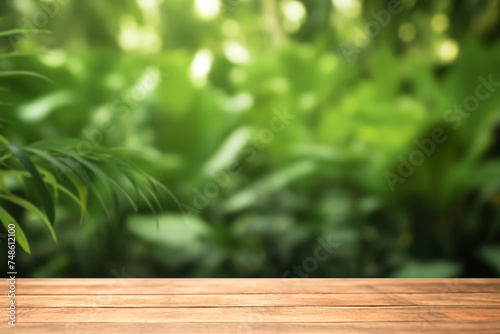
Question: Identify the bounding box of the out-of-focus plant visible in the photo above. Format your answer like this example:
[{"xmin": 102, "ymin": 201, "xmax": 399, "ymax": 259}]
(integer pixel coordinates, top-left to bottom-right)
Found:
[
  {"xmin": 0, "ymin": 30, "xmax": 164, "ymax": 254},
  {"xmin": 1, "ymin": 0, "xmax": 499, "ymax": 278}
]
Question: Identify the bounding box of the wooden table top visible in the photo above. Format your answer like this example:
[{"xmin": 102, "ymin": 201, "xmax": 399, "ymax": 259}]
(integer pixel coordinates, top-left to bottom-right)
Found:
[{"xmin": 1, "ymin": 278, "xmax": 500, "ymax": 333}]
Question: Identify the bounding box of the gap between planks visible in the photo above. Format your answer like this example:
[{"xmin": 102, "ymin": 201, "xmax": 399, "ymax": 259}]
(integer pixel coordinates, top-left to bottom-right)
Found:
[{"xmin": 8, "ymin": 306, "xmax": 500, "ymax": 323}]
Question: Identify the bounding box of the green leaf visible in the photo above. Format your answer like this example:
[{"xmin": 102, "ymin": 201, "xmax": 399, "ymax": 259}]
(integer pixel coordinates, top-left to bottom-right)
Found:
[
  {"xmin": 0, "ymin": 167, "xmax": 82, "ymax": 216},
  {"xmin": 203, "ymin": 126, "xmax": 252, "ymax": 176},
  {"xmin": 29, "ymin": 138, "xmax": 104, "ymax": 153},
  {"xmin": 127, "ymin": 213, "xmax": 209, "ymax": 248},
  {"xmin": 54, "ymin": 156, "xmax": 110, "ymax": 218},
  {"xmin": 0, "ymin": 134, "xmax": 9, "ymax": 144},
  {"xmin": 6, "ymin": 145, "xmax": 55, "ymax": 225},
  {"xmin": 116, "ymin": 158, "xmax": 168, "ymax": 212},
  {"xmin": 60, "ymin": 153, "xmax": 118, "ymax": 213},
  {"xmin": 115, "ymin": 156, "xmax": 178, "ymax": 226},
  {"xmin": 27, "ymin": 141, "xmax": 169, "ymax": 219},
  {"xmin": 0, "ymin": 206, "xmax": 31, "ymax": 254},
  {"xmin": 65, "ymin": 173, "xmax": 88, "ymax": 224},
  {"xmin": 138, "ymin": 189, "xmax": 158, "ymax": 227},
  {"xmin": 118, "ymin": 167, "xmax": 140, "ymax": 203},
  {"xmin": 222, "ymin": 161, "xmax": 316, "ymax": 213},
  {"xmin": 38, "ymin": 167, "xmax": 84, "ymax": 213},
  {"xmin": 38, "ymin": 167, "xmax": 59, "ymax": 201},
  {"xmin": 0, "ymin": 71, "xmax": 53, "ymax": 84},
  {"xmin": 26, "ymin": 148, "xmax": 104, "ymax": 219},
  {"xmin": 143, "ymin": 184, "xmax": 163, "ymax": 218},
  {"xmin": 29, "ymin": 141, "xmax": 120, "ymax": 214},
  {"xmin": 88, "ymin": 156, "xmax": 139, "ymax": 212},
  {"xmin": 0, "ymin": 29, "xmax": 51, "ymax": 38},
  {"xmin": 19, "ymin": 90, "xmax": 75, "ymax": 123},
  {"xmin": 0, "ymin": 194, "xmax": 57, "ymax": 245}
]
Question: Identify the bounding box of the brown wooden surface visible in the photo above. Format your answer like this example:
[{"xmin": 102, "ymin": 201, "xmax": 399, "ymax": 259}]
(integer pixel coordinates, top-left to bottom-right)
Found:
[{"xmin": 1, "ymin": 279, "xmax": 500, "ymax": 333}]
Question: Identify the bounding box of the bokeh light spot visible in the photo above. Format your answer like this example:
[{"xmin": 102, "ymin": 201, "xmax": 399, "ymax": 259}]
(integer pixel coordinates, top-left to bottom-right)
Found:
[
  {"xmin": 332, "ymin": 0, "xmax": 361, "ymax": 17},
  {"xmin": 439, "ymin": 39, "xmax": 459, "ymax": 62},
  {"xmin": 431, "ymin": 13, "xmax": 449, "ymax": 34},
  {"xmin": 224, "ymin": 41, "xmax": 251, "ymax": 64},
  {"xmin": 398, "ymin": 23, "xmax": 416, "ymax": 43},
  {"xmin": 195, "ymin": 0, "xmax": 219, "ymax": 19}
]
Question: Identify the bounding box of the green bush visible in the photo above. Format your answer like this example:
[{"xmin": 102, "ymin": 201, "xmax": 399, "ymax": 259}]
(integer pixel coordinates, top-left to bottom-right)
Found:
[{"xmin": 1, "ymin": 0, "xmax": 499, "ymax": 278}]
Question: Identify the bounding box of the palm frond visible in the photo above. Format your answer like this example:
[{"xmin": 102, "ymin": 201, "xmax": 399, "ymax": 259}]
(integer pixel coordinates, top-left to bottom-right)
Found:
[
  {"xmin": 0, "ymin": 32, "xmax": 166, "ymax": 252},
  {"xmin": 0, "ymin": 139, "xmax": 167, "ymax": 251}
]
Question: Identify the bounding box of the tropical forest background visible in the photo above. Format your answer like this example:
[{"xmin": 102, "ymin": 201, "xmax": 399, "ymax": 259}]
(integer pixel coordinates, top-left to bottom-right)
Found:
[{"xmin": 1, "ymin": 0, "xmax": 500, "ymax": 278}]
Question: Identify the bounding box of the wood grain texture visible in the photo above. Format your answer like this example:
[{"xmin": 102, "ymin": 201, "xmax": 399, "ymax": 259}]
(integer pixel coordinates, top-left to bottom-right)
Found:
[
  {"xmin": 3, "ymin": 322, "xmax": 500, "ymax": 334},
  {"xmin": 5, "ymin": 278, "xmax": 500, "ymax": 294},
  {"xmin": 2, "ymin": 293, "xmax": 500, "ymax": 307},
  {"xmin": 1, "ymin": 279, "xmax": 499, "ymax": 333}
]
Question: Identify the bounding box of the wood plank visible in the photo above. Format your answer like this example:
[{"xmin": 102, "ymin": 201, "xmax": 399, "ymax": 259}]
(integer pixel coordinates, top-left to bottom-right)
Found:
[
  {"xmin": 5, "ymin": 278, "xmax": 500, "ymax": 295},
  {"xmin": 400, "ymin": 292, "xmax": 500, "ymax": 306},
  {"xmin": 2, "ymin": 322, "xmax": 500, "ymax": 334},
  {"xmin": 3, "ymin": 293, "xmax": 500, "ymax": 308},
  {"xmin": 11, "ymin": 306, "xmax": 500, "ymax": 323},
  {"xmin": 2, "ymin": 279, "xmax": 499, "ymax": 333}
]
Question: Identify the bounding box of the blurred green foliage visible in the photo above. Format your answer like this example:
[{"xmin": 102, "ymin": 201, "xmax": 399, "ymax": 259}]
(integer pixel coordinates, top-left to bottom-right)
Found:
[{"xmin": 1, "ymin": 0, "xmax": 500, "ymax": 278}]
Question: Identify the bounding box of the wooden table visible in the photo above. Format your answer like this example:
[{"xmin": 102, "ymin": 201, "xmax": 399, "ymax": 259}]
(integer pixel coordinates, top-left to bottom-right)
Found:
[{"xmin": 1, "ymin": 279, "xmax": 500, "ymax": 333}]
